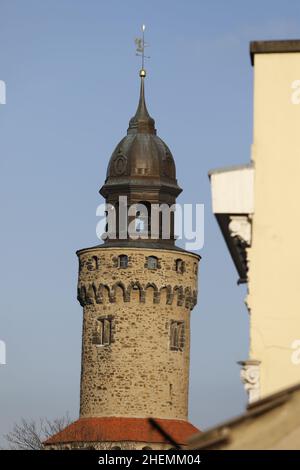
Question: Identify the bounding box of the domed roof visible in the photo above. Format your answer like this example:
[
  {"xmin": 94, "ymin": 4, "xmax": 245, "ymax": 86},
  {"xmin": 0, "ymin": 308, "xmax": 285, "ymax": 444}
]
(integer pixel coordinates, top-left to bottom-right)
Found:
[
  {"xmin": 107, "ymin": 133, "xmax": 176, "ymax": 180},
  {"xmin": 101, "ymin": 73, "xmax": 180, "ymax": 195}
]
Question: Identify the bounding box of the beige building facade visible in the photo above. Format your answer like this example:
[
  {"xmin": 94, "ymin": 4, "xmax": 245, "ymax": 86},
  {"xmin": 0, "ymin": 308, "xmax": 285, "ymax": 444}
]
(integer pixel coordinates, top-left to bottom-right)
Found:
[
  {"xmin": 210, "ymin": 40, "xmax": 300, "ymax": 403},
  {"xmin": 188, "ymin": 382, "xmax": 300, "ymax": 450}
]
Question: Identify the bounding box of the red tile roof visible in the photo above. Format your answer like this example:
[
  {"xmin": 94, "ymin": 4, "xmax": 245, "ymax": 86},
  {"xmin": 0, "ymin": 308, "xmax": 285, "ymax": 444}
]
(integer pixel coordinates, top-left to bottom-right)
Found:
[{"xmin": 44, "ymin": 416, "xmax": 200, "ymax": 446}]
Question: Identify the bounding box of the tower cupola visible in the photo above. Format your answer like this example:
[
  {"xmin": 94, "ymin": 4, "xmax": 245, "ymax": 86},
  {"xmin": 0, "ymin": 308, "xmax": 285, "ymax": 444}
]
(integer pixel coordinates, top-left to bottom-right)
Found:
[{"xmin": 100, "ymin": 70, "xmax": 181, "ymax": 246}]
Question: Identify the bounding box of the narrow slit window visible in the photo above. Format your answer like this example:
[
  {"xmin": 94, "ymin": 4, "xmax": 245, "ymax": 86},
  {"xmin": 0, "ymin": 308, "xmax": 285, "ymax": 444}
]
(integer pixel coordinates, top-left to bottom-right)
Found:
[
  {"xmin": 147, "ymin": 256, "xmax": 158, "ymax": 270},
  {"xmin": 87, "ymin": 256, "xmax": 99, "ymax": 271},
  {"xmin": 170, "ymin": 320, "xmax": 185, "ymax": 351},
  {"xmin": 175, "ymin": 259, "xmax": 185, "ymax": 274},
  {"xmin": 118, "ymin": 254, "xmax": 128, "ymax": 268}
]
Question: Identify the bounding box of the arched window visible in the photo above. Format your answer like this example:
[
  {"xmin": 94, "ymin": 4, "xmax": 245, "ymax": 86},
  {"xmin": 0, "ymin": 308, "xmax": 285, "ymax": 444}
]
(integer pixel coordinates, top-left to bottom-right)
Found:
[
  {"xmin": 147, "ymin": 256, "xmax": 158, "ymax": 270},
  {"xmin": 118, "ymin": 254, "xmax": 128, "ymax": 268},
  {"xmin": 142, "ymin": 446, "xmax": 152, "ymax": 450},
  {"xmin": 175, "ymin": 259, "xmax": 184, "ymax": 274},
  {"xmin": 111, "ymin": 446, "xmax": 121, "ymax": 450},
  {"xmin": 135, "ymin": 201, "xmax": 151, "ymax": 236}
]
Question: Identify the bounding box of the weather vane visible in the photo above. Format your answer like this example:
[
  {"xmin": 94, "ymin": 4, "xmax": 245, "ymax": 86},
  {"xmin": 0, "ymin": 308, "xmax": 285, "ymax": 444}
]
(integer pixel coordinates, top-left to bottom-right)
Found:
[{"xmin": 134, "ymin": 24, "xmax": 150, "ymax": 77}]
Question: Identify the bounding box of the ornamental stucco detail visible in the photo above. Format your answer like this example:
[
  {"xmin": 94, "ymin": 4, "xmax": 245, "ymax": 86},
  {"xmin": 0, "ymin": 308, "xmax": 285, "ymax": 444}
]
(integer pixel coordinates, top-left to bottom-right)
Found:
[
  {"xmin": 228, "ymin": 215, "xmax": 252, "ymax": 246},
  {"xmin": 238, "ymin": 360, "xmax": 261, "ymax": 404}
]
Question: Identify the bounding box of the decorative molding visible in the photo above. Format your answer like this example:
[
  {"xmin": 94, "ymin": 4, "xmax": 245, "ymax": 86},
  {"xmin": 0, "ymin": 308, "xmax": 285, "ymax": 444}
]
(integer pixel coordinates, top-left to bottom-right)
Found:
[
  {"xmin": 228, "ymin": 215, "xmax": 252, "ymax": 246},
  {"xmin": 77, "ymin": 281, "xmax": 198, "ymax": 310},
  {"xmin": 228, "ymin": 215, "xmax": 252, "ymax": 281},
  {"xmin": 238, "ymin": 360, "xmax": 261, "ymax": 404},
  {"xmin": 113, "ymin": 154, "xmax": 127, "ymax": 176}
]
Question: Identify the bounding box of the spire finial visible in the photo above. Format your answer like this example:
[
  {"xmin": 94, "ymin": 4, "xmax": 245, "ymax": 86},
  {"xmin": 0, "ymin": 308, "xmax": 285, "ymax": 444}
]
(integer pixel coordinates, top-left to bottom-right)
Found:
[
  {"xmin": 135, "ymin": 24, "xmax": 150, "ymax": 77},
  {"xmin": 129, "ymin": 25, "xmax": 155, "ymax": 134}
]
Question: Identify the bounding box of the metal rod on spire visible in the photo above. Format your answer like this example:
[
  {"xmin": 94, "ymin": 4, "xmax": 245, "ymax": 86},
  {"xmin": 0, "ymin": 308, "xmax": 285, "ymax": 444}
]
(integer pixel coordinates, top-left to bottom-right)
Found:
[
  {"xmin": 134, "ymin": 24, "xmax": 150, "ymax": 77},
  {"xmin": 142, "ymin": 24, "xmax": 145, "ymax": 70}
]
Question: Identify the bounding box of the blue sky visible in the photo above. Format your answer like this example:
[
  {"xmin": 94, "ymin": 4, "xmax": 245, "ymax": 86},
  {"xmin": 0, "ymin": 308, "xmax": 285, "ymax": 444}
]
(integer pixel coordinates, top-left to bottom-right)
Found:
[{"xmin": 1, "ymin": 0, "xmax": 300, "ymax": 445}]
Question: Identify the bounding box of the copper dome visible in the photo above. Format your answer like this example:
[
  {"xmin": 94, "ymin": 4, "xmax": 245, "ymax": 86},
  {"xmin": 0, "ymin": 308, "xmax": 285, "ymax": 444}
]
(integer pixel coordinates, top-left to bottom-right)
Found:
[
  {"xmin": 100, "ymin": 76, "xmax": 181, "ymax": 196},
  {"xmin": 106, "ymin": 133, "xmax": 176, "ymax": 181}
]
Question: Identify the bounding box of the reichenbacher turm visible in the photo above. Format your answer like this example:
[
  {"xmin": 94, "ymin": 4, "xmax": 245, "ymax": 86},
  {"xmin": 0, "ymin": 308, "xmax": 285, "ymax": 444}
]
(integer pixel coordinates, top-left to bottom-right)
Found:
[{"xmin": 45, "ymin": 34, "xmax": 200, "ymax": 450}]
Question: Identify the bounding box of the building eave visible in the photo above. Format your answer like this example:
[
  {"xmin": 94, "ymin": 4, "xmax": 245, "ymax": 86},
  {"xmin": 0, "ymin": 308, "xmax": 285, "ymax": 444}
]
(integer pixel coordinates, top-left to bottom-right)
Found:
[
  {"xmin": 209, "ymin": 164, "xmax": 254, "ymax": 283},
  {"xmin": 250, "ymin": 39, "xmax": 300, "ymax": 66}
]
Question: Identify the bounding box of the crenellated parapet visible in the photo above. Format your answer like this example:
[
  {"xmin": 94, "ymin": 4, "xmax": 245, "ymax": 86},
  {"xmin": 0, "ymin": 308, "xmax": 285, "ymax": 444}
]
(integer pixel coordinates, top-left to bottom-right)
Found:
[
  {"xmin": 77, "ymin": 246, "xmax": 199, "ymax": 311},
  {"xmin": 77, "ymin": 281, "xmax": 198, "ymax": 309},
  {"xmin": 76, "ymin": 245, "xmax": 200, "ymax": 421}
]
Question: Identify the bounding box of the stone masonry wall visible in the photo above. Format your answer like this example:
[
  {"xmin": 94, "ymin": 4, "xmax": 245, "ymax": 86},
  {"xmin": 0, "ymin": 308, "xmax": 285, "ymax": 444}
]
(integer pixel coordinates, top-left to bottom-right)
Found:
[{"xmin": 77, "ymin": 246, "xmax": 199, "ymax": 421}]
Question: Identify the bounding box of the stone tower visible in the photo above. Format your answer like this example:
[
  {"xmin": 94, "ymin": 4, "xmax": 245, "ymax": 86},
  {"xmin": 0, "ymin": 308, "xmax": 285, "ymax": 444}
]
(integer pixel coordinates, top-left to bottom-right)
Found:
[{"xmin": 45, "ymin": 69, "xmax": 200, "ymax": 450}]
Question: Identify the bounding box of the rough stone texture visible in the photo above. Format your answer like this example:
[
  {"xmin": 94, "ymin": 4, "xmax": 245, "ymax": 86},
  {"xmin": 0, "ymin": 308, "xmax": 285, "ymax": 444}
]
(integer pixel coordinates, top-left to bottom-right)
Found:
[
  {"xmin": 77, "ymin": 246, "xmax": 199, "ymax": 424},
  {"xmin": 46, "ymin": 246, "xmax": 199, "ymax": 450}
]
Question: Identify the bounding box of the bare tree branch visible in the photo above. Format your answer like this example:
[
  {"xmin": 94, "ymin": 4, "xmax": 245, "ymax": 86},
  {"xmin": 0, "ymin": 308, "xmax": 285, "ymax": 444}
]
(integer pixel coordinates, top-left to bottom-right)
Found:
[{"xmin": 3, "ymin": 413, "xmax": 72, "ymax": 450}]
